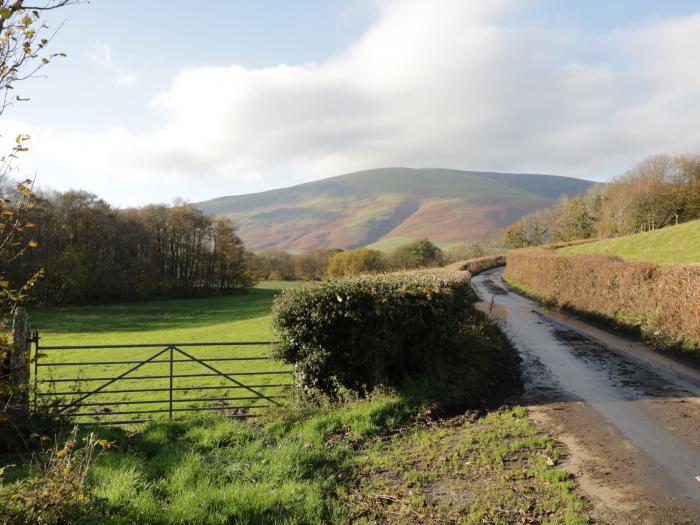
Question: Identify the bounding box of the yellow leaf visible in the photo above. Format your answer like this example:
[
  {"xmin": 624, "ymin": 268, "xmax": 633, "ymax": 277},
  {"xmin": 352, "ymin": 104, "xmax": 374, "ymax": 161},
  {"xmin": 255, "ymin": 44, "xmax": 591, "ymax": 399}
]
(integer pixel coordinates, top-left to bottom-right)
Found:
[{"xmin": 336, "ymin": 294, "xmax": 343, "ymax": 302}]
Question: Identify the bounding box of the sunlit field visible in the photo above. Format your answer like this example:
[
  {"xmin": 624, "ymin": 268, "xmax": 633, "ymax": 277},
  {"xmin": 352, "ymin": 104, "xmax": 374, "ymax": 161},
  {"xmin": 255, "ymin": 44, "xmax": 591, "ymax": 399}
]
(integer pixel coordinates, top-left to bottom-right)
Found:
[{"xmin": 27, "ymin": 283, "xmax": 307, "ymax": 425}]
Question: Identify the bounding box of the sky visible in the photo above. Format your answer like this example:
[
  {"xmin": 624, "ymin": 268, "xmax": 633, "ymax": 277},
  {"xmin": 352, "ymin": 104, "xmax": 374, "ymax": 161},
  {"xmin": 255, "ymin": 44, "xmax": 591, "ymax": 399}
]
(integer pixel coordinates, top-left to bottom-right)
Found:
[{"xmin": 3, "ymin": 0, "xmax": 700, "ymax": 207}]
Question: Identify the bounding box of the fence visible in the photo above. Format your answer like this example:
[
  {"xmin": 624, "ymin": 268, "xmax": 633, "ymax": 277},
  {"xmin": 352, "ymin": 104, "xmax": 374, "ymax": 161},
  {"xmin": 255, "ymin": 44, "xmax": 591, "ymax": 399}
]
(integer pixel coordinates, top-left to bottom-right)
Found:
[{"xmin": 32, "ymin": 335, "xmax": 293, "ymax": 425}]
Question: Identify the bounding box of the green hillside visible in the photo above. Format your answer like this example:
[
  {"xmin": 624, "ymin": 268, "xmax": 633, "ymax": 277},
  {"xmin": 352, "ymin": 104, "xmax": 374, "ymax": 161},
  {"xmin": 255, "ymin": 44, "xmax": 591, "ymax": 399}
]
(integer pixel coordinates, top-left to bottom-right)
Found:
[
  {"xmin": 558, "ymin": 219, "xmax": 700, "ymax": 264},
  {"xmin": 198, "ymin": 168, "xmax": 593, "ymax": 251}
]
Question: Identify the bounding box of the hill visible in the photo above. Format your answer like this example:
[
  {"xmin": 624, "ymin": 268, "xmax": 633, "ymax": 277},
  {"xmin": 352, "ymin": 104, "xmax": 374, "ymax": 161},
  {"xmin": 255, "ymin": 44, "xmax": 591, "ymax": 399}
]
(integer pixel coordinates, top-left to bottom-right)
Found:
[
  {"xmin": 198, "ymin": 168, "xmax": 594, "ymax": 251},
  {"xmin": 557, "ymin": 219, "xmax": 700, "ymax": 265}
]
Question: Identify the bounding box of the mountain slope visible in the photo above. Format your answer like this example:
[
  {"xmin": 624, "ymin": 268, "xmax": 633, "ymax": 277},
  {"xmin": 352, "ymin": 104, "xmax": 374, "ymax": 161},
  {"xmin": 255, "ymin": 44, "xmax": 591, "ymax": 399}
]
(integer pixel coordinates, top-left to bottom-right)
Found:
[{"xmin": 198, "ymin": 168, "xmax": 594, "ymax": 251}]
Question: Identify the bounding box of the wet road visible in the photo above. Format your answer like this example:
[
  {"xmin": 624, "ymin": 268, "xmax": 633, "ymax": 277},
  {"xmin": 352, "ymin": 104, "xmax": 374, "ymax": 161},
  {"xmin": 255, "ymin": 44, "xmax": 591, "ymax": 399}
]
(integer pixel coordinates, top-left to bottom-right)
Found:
[{"xmin": 472, "ymin": 267, "xmax": 700, "ymax": 520}]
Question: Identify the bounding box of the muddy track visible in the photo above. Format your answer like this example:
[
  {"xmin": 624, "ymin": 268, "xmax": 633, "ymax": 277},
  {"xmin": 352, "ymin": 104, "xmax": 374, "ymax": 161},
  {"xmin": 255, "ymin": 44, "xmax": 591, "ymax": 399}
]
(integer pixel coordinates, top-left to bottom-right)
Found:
[{"xmin": 472, "ymin": 267, "xmax": 700, "ymax": 525}]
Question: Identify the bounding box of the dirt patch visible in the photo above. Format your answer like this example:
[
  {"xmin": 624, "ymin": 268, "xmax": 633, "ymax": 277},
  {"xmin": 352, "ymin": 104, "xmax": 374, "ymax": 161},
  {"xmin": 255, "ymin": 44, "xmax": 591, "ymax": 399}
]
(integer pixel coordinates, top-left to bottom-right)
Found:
[
  {"xmin": 341, "ymin": 408, "xmax": 589, "ymax": 524},
  {"xmin": 529, "ymin": 401, "xmax": 700, "ymax": 524}
]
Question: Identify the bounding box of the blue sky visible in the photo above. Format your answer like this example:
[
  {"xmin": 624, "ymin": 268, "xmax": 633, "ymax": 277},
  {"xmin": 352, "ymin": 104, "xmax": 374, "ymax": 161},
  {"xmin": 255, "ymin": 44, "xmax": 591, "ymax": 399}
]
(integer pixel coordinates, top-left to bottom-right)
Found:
[{"xmin": 5, "ymin": 0, "xmax": 700, "ymax": 206}]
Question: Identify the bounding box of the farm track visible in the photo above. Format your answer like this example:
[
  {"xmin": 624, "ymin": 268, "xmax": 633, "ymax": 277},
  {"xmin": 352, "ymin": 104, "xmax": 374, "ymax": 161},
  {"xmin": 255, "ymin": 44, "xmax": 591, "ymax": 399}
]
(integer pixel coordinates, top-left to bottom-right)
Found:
[{"xmin": 472, "ymin": 267, "xmax": 700, "ymax": 525}]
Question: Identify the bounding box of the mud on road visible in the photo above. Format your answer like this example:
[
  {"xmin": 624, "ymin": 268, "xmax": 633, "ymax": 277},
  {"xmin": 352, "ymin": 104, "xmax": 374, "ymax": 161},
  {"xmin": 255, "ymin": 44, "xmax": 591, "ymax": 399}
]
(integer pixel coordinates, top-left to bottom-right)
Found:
[{"xmin": 472, "ymin": 267, "xmax": 700, "ymax": 525}]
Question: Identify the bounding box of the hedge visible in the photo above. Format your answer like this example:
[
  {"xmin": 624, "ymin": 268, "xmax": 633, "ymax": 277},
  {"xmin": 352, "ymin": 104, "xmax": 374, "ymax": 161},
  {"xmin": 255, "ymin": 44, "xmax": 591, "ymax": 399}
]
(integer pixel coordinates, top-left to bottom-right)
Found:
[
  {"xmin": 271, "ymin": 270, "xmax": 514, "ymax": 399},
  {"xmin": 504, "ymin": 249, "xmax": 700, "ymax": 351},
  {"xmin": 446, "ymin": 255, "xmax": 506, "ymax": 274}
]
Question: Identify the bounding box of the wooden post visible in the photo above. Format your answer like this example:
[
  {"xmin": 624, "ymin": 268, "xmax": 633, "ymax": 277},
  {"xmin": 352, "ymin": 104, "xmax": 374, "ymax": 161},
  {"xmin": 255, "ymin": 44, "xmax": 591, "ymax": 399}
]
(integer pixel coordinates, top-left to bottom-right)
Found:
[{"xmin": 9, "ymin": 307, "xmax": 31, "ymax": 408}]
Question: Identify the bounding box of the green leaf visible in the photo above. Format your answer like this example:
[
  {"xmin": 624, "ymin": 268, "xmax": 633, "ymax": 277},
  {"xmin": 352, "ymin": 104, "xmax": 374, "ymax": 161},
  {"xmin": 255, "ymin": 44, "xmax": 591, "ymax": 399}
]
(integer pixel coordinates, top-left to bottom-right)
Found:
[{"xmin": 0, "ymin": 8, "xmax": 12, "ymax": 20}]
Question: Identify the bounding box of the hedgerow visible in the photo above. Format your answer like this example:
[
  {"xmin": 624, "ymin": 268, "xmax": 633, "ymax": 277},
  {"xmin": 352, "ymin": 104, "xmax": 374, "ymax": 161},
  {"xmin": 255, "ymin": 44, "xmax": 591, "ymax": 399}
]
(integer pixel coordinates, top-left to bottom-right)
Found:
[
  {"xmin": 504, "ymin": 248, "xmax": 700, "ymax": 351},
  {"xmin": 446, "ymin": 255, "xmax": 506, "ymax": 274},
  {"xmin": 272, "ymin": 270, "xmax": 516, "ymax": 401}
]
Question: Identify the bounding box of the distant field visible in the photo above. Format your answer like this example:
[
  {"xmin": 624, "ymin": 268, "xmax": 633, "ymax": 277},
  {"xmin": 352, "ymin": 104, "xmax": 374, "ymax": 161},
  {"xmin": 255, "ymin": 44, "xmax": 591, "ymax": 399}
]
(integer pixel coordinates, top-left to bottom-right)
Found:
[
  {"xmin": 253, "ymin": 280, "xmax": 311, "ymax": 290},
  {"xmin": 29, "ymin": 285, "xmax": 297, "ymax": 424},
  {"xmin": 557, "ymin": 219, "xmax": 700, "ymax": 265}
]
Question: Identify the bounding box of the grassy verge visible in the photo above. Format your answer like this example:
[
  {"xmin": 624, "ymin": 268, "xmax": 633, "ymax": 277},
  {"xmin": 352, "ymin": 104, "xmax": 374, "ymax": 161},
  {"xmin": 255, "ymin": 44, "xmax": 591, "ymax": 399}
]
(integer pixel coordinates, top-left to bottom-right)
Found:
[
  {"xmin": 344, "ymin": 406, "xmax": 587, "ymax": 524},
  {"xmin": 557, "ymin": 219, "xmax": 700, "ymax": 264},
  {"xmin": 2, "ymin": 397, "xmax": 589, "ymax": 524}
]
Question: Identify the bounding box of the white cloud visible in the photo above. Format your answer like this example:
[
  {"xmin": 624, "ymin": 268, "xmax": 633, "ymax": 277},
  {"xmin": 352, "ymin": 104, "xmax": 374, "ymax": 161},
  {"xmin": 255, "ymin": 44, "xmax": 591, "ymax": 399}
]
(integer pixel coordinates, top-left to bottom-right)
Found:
[
  {"xmin": 89, "ymin": 41, "xmax": 113, "ymax": 67},
  {"xmin": 21, "ymin": 1, "xmax": 700, "ymax": 204},
  {"xmin": 89, "ymin": 40, "xmax": 138, "ymax": 87}
]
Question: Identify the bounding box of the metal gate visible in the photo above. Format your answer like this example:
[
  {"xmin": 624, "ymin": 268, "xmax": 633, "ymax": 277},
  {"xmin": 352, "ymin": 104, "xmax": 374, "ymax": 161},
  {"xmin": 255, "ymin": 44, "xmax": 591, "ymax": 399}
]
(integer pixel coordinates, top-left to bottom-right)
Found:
[{"xmin": 31, "ymin": 333, "xmax": 292, "ymax": 425}]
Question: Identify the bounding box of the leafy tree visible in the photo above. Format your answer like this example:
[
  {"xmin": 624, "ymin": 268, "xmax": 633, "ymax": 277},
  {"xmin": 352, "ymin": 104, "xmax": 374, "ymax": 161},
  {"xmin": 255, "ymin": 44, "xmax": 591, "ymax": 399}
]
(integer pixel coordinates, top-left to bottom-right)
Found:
[
  {"xmin": 503, "ymin": 209, "xmax": 552, "ymax": 247},
  {"xmin": 552, "ymin": 195, "xmax": 594, "ymax": 242},
  {"xmin": 250, "ymin": 250, "xmax": 296, "ymax": 280},
  {"xmin": 503, "ymin": 153, "xmax": 700, "ymax": 246},
  {"xmin": 0, "ymin": 0, "xmax": 76, "ymax": 417},
  {"xmin": 294, "ymin": 248, "xmax": 341, "ymax": 280},
  {"xmin": 326, "ymin": 248, "xmax": 384, "ymax": 278},
  {"xmin": 391, "ymin": 238, "xmax": 443, "ymax": 269}
]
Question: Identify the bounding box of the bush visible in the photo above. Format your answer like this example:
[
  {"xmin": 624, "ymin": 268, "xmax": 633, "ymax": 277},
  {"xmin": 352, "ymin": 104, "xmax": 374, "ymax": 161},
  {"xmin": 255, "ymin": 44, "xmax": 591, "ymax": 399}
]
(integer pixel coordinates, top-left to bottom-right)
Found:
[
  {"xmin": 504, "ymin": 249, "xmax": 700, "ymax": 350},
  {"xmin": 0, "ymin": 428, "xmax": 107, "ymax": 524},
  {"xmin": 272, "ymin": 270, "xmax": 516, "ymax": 401}
]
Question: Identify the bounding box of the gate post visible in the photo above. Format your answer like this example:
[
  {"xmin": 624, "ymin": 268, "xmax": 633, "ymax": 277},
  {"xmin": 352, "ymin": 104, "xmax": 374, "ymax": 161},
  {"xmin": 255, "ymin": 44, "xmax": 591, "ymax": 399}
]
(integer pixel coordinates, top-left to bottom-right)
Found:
[{"xmin": 9, "ymin": 307, "xmax": 31, "ymax": 409}]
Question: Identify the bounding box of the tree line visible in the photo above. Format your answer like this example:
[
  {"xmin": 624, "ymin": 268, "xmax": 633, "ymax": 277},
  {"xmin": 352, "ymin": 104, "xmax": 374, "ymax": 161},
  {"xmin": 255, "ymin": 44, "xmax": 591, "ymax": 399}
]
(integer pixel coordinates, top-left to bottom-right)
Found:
[
  {"xmin": 503, "ymin": 154, "xmax": 700, "ymax": 247},
  {"xmin": 250, "ymin": 238, "xmax": 504, "ymax": 280},
  {"xmin": 2, "ymin": 189, "xmax": 254, "ymax": 305}
]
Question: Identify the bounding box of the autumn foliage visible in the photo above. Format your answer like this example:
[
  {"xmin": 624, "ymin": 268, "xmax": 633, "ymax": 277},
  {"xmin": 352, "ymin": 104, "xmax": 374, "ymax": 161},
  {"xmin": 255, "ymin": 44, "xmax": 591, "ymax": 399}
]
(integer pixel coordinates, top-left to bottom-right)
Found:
[{"xmin": 504, "ymin": 248, "xmax": 700, "ymax": 350}]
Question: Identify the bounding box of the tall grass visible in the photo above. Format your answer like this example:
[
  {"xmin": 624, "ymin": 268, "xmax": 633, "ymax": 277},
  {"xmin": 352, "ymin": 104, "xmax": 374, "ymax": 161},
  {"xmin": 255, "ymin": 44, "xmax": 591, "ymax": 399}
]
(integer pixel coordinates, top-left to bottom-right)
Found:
[{"xmin": 3, "ymin": 394, "xmax": 416, "ymax": 524}]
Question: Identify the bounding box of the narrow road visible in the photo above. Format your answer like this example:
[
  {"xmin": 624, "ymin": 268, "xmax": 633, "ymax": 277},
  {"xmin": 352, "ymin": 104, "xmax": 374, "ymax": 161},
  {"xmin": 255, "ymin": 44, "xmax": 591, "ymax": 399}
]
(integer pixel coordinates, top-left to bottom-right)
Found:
[{"xmin": 472, "ymin": 267, "xmax": 700, "ymax": 524}]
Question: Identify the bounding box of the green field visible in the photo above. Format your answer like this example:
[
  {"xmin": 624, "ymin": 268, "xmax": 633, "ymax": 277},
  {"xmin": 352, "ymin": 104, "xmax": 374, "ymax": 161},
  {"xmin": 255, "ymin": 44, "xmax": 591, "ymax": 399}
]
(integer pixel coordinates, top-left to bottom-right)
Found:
[
  {"xmin": 5, "ymin": 281, "xmax": 590, "ymax": 524},
  {"xmin": 28, "ymin": 284, "xmax": 305, "ymax": 424},
  {"xmin": 557, "ymin": 219, "xmax": 700, "ymax": 264}
]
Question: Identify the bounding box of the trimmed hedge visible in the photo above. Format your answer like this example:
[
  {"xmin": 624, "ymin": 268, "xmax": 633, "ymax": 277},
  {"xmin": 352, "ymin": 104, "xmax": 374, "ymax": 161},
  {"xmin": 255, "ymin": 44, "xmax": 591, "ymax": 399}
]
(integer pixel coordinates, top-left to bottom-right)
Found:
[
  {"xmin": 504, "ymin": 249, "xmax": 700, "ymax": 350},
  {"xmin": 272, "ymin": 270, "xmax": 514, "ymax": 399},
  {"xmin": 446, "ymin": 255, "xmax": 506, "ymax": 274}
]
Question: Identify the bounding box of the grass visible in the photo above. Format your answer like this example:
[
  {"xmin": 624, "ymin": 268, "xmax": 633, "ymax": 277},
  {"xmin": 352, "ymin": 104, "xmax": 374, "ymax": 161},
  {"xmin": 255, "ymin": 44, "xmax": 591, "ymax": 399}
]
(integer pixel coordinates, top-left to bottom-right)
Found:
[
  {"xmin": 3, "ymin": 278, "xmax": 591, "ymax": 523},
  {"xmin": 1, "ymin": 394, "xmax": 415, "ymax": 524},
  {"xmin": 28, "ymin": 287, "xmax": 297, "ymax": 425},
  {"xmin": 253, "ymin": 280, "xmax": 311, "ymax": 290},
  {"xmin": 344, "ymin": 406, "xmax": 588, "ymax": 524},
  {"xmin": 2, "ymin": 398, "xmax": 589, "ymax": 524},
  {"xmin": 557, "ymin": 219, "xmax": 700, "ymax": 264}
]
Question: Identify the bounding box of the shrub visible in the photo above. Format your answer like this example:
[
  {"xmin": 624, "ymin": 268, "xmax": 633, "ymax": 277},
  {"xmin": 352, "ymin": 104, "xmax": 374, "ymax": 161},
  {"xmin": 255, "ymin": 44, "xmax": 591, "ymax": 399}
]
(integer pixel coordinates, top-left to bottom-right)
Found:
[
  {"xmin": 0, "ymin": 428, "xmax": 108, "ymax": 524},
  {"xmin": 272, "ymin": 270, "xmax": 516, "ymax": 400},
  {"xmin": 504, "ymin": 249, "xmax": 700, "ymax": 350}
]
